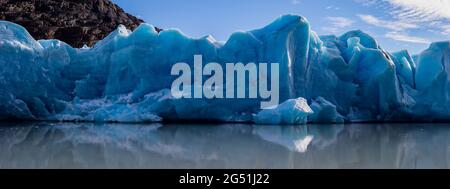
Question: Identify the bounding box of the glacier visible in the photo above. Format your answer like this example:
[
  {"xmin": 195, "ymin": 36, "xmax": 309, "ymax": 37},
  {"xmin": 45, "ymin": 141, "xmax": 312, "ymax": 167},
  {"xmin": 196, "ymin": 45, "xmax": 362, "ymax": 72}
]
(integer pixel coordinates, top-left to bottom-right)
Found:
[{"xmin": 0, "ymin": 14, "xmax": 450, "ymax": 124}]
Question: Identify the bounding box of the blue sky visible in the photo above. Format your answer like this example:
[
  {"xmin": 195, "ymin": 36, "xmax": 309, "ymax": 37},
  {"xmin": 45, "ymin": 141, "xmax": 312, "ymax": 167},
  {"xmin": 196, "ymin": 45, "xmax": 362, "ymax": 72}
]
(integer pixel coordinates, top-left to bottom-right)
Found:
[{"xmin": 112, "ymin": 0, "xmax": 450, "ymax": 54}]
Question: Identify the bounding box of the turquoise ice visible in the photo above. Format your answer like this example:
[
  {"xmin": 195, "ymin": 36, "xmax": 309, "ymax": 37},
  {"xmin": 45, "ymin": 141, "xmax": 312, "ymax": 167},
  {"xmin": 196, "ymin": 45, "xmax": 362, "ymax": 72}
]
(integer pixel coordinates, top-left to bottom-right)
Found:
[{"xmin": 0, "ymin": 14, "xmax": 449, "ymax": 124}]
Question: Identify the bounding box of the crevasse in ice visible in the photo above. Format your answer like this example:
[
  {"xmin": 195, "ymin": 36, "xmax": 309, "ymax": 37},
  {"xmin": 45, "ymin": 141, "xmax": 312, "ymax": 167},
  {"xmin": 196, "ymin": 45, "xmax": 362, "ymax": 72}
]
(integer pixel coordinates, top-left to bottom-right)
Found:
[{"xmin": 0, "ymin": 14, "xmax": 449, "ymax": 124}]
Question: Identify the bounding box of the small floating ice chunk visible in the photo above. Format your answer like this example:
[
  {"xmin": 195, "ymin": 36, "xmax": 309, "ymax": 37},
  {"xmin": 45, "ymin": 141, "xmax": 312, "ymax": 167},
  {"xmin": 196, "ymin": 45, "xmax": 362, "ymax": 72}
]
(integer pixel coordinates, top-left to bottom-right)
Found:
[{"xmin": 254, "ymin": 97, "xmax": 314, "ymax": 125}]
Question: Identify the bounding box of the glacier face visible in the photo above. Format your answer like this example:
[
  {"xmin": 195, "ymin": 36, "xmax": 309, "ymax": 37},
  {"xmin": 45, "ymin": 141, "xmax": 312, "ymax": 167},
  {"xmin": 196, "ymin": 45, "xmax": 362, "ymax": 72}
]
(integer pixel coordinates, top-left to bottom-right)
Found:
[{"xmin": 0, "ymin": 14, "xmax": 450, "ymax": 124}]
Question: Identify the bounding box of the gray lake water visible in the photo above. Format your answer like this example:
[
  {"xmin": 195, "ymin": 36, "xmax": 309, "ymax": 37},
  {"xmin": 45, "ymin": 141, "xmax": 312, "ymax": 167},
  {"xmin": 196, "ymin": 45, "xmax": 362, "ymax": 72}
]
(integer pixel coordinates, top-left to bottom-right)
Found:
[{"xmin": 0, "ymin": 122, "xmax": 449, "ymax": 169}]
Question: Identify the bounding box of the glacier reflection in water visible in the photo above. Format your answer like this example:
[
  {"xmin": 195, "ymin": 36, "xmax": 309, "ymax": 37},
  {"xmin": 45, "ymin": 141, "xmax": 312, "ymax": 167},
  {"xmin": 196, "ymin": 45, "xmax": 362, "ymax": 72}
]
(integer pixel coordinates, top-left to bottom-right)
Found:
[{"xmin": 0, "ymin": 123, "xmax": 449, "ymax": 169}]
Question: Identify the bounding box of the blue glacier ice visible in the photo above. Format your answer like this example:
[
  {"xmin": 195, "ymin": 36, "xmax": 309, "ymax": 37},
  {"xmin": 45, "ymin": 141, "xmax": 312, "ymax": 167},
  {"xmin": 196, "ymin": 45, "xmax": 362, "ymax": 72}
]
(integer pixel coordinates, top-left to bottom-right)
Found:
[{"xmin": 0, "ymin": 14, "xmax": 450, "ymax": 124}]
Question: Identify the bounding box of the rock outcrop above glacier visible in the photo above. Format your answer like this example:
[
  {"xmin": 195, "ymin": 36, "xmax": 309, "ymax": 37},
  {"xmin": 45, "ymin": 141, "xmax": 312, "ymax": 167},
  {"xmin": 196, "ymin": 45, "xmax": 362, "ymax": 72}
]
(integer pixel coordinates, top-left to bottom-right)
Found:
[
  {"xmin": 0, "ymin": 0, "xmax": 157, "ymax": 48},
  {"xmin": 0, "ymin": 14, "xmax": 449, "ymax": 124}
]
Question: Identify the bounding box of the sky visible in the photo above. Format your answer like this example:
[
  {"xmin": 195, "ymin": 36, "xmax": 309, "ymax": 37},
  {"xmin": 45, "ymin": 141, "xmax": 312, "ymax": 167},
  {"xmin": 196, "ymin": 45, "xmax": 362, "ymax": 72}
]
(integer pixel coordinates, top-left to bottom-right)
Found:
[{"xmin": 112, "ymin": 0, "xmax": 450, "ymax": 54}]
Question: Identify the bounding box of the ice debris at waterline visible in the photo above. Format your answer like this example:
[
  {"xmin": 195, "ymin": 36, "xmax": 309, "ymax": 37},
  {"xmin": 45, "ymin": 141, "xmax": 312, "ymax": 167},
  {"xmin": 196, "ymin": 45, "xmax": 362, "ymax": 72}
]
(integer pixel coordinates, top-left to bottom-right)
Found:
[{"xmin": 0, "ymin": 14, "xmax": 450, "ymax": 124}]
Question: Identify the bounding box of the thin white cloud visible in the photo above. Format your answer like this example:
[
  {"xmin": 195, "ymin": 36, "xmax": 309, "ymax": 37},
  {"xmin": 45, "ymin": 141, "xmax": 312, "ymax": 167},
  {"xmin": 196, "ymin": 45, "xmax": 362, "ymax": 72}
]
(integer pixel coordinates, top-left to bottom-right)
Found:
[
  {"xmin": 440, "ymin": 25, "xmax": 450, "ymax": 35},
  {"xmin": 358, "ymin": 14, "xmax": 418, "ymax": 31},
  {"xmin": 325, "ymin": 6, "xmax": 341, "ymax": 10},
  {"xmin": 327, "ymin": 17, "xmax": 354, "ymax": 28},
  {"xmin": 322, "ymin": 17, "xmax": 354, "ymax": 34},
  {"xmin": 385, "ymin": 31, "xmax": 430, "ymax": 44},
  {"xmin": 292, "ymin": 0, "xmax": 301, "ymax": 5},
  {"xmin": 353, "ymin": 0, "xmax": 378, "ymax": 6}
]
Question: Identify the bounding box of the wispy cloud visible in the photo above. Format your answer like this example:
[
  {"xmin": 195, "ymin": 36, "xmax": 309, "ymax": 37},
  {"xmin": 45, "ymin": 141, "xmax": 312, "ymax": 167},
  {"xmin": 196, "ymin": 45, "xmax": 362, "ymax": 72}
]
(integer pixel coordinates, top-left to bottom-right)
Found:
[
  {"xmin": 388, "ymin": 0, "xmax": 450, "ymax": 21},
  {"xmin": 355, "ymin": 0, "xmax": 450, "ymax": 44},
  {"xmin": 292, "ymin": 0, "xmax": 301, "ymax": 5},
  {"xmin": 440, "ymin": 25, "xmax": 450, "ymax": 35},
  {"xmin": 325, "ymin": 6, "xmax": 340, "ymax": 10},
  {"xmin": 385, "ymin": 31, "xmax": 430, "ymax": 44},
  {"xmin": 358, "ymin": 14, "xmax": 418, "ymax": 31},
  {"xmin": 322, "ymin": 17, "xmax": 354, "ymax": 34},
  {"xmin": 355, "ymin": 0, "xmax": 450, "ymax": 21},
  {"xmin": 327, "ymin": 17, "xmax": 354, "ymax": 28},
  {"xmin": 356, "ymin": 0, "xmax": 450, "ymax": 27}
]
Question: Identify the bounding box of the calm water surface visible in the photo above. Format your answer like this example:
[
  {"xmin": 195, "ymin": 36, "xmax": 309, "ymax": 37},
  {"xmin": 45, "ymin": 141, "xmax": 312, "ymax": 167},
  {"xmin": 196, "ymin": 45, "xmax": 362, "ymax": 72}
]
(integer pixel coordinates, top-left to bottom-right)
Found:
[{"xmin": 0, "ymin": 122, "xmax": 448, "ymax": 169}]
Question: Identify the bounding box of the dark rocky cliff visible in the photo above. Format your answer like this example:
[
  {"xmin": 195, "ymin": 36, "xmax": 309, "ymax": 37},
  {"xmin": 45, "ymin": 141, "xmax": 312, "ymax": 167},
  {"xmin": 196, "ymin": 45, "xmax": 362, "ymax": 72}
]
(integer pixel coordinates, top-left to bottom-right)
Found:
[{"xmin": 0, "ymin": 0, "xmax": 159, "ymax": 48}]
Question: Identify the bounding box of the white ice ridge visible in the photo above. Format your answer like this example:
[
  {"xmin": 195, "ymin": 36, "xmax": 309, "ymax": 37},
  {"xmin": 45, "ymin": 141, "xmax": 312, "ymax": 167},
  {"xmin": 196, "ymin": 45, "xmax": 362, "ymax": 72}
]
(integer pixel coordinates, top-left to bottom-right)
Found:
[{"xmin": 0, "ymin": 14, "xmax": 449, "ymax": 124}]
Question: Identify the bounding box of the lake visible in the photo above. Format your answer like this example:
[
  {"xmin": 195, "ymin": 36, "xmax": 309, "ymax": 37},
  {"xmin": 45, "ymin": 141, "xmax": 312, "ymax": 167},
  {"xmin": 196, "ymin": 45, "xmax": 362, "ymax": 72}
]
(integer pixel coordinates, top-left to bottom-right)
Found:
[{"xmin": 0, "ymin": 122, "xmax": 448, "ymax": 169}]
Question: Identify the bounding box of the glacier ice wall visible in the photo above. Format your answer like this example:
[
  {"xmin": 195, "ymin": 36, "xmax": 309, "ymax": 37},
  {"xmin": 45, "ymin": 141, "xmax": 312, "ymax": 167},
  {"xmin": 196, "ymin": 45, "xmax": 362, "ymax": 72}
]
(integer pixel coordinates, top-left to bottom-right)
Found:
[{"xmin": 0, "ymin": 14, "xmax": 450, "ymax": 124}]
